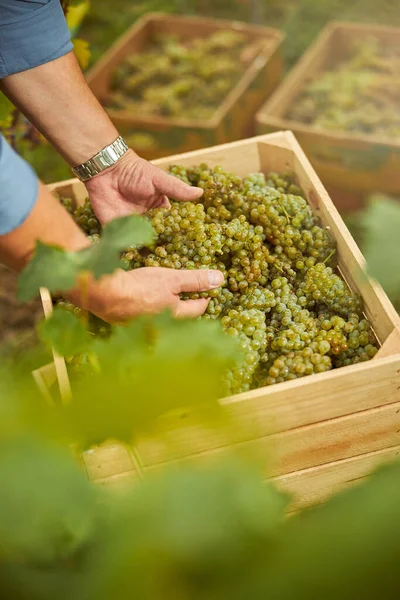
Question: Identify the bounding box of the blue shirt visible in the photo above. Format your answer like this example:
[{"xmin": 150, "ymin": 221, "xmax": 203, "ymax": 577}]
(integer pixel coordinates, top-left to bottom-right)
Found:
[{"xmin": 0, "ymin": 0, "xmax": 73, "ymax": 234}]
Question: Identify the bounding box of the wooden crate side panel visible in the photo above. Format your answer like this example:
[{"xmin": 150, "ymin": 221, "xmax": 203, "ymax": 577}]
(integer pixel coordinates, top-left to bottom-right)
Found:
[
  {"xmin": 153, "ymin": 135, "xmax": 264, "ymax": 175},
  {"xmin": 133, "ymin": 356, "xmax": 400, "ymax": 468},
  {"xmin": 89, "ymin": 444, "xmax": 400, "ymax": 510},
  {"xmin": 82, "ymin": 441, "xmax": 142, "ymax": 482},
  {"xmin": 273, "ymin": 444, "xmax": 400, "ymax": 511},
  {"xmin": 376, "ymin": 329, "xmax": 400, "ymax": 360},
  {"xmin": 48, "ymin": 178, "xmax": 87, "ymax": 202},
  {"xmin": 133, "ymin": 398, "xmax": 400, "ymax": 478},
  {"xmin": 283, "ymin": 128, "xmax": 400, "ymax": 197},
  {"xmin": 39, "ymin": 288, "xmax": 72, "ymax": 403},
  {"xmin": 116, "ymin": 118, "xmax": 219, "ymax": 161},
  {"xmin": 32, "ymin": 363, "xmax": 58, "ymax": 406}
]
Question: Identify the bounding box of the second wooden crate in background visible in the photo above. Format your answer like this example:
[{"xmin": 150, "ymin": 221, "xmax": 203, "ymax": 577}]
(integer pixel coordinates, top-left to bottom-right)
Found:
[
  {"xmin": 256, "ymin": 22, "xmax": 400, "ymax": 210},
  {"xmin": 86, "ymin": 12, "xmax": 284, "ymax": 160}
]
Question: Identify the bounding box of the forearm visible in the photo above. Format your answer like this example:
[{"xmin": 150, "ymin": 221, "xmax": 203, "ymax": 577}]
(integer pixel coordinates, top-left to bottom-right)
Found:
[
  {"xmin": 0, "ymin": 51, "xmax": 119, "ymax": 166},
  {"xmin": 0, "ymin": 181, "xmax": 89, "ymax": 272}
]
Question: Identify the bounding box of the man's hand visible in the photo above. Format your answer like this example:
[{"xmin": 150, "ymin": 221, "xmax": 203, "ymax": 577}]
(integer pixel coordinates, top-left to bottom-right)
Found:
[
  {"xmin": 70, "ymin": 267, "xmax": 224, "ymax": 323},
  {"xmin": 85, "ymin": 150, "xmax": 203, "ymax": 224}
]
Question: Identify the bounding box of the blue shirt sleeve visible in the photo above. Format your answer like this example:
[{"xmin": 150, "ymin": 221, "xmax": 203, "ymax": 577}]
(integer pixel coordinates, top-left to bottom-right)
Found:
[
  {"xmin": 0, "ymin": 0, "xmax": 73, "ymax": 78},
  {"xmin": 0, "ymin": 135, "xmax": 38, "ymax": 235}
]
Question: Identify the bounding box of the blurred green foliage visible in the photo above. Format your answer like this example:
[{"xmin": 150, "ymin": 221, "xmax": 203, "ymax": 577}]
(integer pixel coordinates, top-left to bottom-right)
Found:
[
  {"xmin": 1, "ymin": 362, "xmax": 400, "ymax": 600},
  {"xmin": 346, "ymin": 195, "xmax": 400, "ymax": 312}
]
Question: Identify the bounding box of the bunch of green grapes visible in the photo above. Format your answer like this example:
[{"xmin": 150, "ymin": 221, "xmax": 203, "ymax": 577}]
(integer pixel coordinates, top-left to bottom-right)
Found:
[
  {"xmin": 287, "ymin": 38, "xmax": 400, "ymax": 137},
  {"xmin": 58, "ymin": 162, "xmax": 379, "ymax": 393},
  {"xmin": 107, "ymin": 30, "xmax": 253, "ymax": 119}
]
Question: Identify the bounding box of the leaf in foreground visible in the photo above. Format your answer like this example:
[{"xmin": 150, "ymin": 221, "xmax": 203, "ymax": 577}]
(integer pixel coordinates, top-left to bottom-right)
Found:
[
  {"xmin": 0, "ymin": 436, "xmax": 97, "ymax": 565},
  {"xmin": 362, "ymin": 195, "xmax": 400, "ymax": 299},
  {"xmin": 38, "ymin": 308, "xmax": 91, "ymax": 357},
  {"xmin": 17, "ymin": 214, "xmax": 155, "ymax": 300}
]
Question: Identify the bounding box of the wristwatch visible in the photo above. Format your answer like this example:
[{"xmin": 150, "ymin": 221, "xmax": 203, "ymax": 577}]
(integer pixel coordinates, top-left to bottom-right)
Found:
[{"xmin": 72, "ymin": 136, "xmax": 129, "ymax": 182}]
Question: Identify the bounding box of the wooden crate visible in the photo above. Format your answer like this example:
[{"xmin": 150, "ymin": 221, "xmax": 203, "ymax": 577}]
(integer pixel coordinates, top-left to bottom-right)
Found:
[
  {"xmin": 39, "ymin": 131, "xmax": 400, "ymax": 511},
  {"xmin": 86, "ymin": 12, "xmax": 284, "ymax": 160},
  {"xmin": 256, "ymin": 22, "xmax": 400, "ymax": 209}
]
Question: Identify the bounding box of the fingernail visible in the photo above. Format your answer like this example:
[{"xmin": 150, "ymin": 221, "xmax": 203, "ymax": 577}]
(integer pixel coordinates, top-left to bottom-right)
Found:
[{"xmin": 208, "ymin": 271, "xmax": 224, "ymax": 287}]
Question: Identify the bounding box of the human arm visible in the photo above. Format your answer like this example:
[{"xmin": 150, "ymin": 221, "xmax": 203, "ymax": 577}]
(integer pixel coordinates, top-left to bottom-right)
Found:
[
  {"xmin": 0, "ymin": 1, "xmax": 202, "ymax": 221},
  {"xmin": 0, "ymin": 136, "xmax": 223, "ymax": 320}
]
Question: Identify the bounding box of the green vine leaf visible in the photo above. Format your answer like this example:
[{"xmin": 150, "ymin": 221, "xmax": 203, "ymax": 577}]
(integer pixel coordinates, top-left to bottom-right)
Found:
[
  {"xmin": 83, "ymin": 213, "xmax": 155, "ymax": 279},
  {"xmin": 38, "ymin": 309, "xmax": 91, "ymax": 357},
  {"xmin": 62, "ymin": 314, "xmax": 240, "ymax": 447},
  {"xmin": 17, "ymin": 214, "xmax": 155, "ymax": 301},
  {"xmin": 361, "ymin": 196, "xmax": 400, "ymax": 299},
  {"xmin": 17, "ymin": 242, "xmax": 81, "ymax": 302},
  {"xmin": 0, "ymin": 436, "xmax": 96, "ymax": 565}
]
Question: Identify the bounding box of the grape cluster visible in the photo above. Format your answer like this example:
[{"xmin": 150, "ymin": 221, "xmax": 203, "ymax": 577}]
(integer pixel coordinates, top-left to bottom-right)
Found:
[
  {"xmin": 59, "ymin": 162, "xmax": 379, "ymax": 394},
  {"xmin": 287, "ymin": 38, "xmax": 400, "ymax": 137},
  {"xmin": 107, "ymin": 30, "xmax": 256, "ymax": 119}
]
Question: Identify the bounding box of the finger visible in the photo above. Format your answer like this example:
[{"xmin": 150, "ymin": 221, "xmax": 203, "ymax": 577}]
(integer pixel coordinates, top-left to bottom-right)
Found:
[
  {"xmin": 154, "ymin": 168, "xmax": 203, "ymax": 202},
  {"xmin": 159, "ymin": 195, "xmax": 171, "ymax": 209},
  {"xmin": 174, "ymin": 298, "xmax": 210, "ymax": 319},
  {"xmin": 175, "ymin": 269, "xmax": 224, "ymax": 293}
]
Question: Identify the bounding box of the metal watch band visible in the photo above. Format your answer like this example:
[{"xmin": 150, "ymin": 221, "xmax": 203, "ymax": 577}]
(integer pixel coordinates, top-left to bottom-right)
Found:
[{"xmin": 72, "ymin": 136, "xmax": 129, "ymax": 182}]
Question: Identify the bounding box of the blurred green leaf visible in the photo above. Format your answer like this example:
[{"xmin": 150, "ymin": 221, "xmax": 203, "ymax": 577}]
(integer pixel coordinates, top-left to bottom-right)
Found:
[
  {"xmin": 81, "ymin": 458, "xmax": 289, "ymax": 600},
  {"xmin": 17, "ymin": 242, "xmax": 80, "ymax": 302},
  {"xmin": 61, "ymin": 314, "xmax": 239, "ymax": 447},
  {"xmin": 38, "ymin": 309, "xmax": 91, "ymax": 357},
  {"xmin": 261, "ymin": 461, "xmax": 400, "ymax": 600},
  {"xmin": 361, "ymin": 196, "xmax": 400, "ymax": 299},
  {"xmin": 73, "ymin": 38, "xmax": 91, "ymax": 69},
  {"xmin": 67, "ymin": 1, "xmax": 90, "ymax": 37},
  {"xmin": 0, "ymin": 436, "xmax": 97, "ymax": 565},
  {"xmin": 17, "ymin": 214, "xmax": 155, "ymax": 301}
]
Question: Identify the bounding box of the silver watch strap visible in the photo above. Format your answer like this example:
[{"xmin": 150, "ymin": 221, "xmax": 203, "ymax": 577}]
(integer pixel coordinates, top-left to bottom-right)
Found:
[{"xmin": 72, "ymin": 136, "xmax": 129, "ymax": 182}]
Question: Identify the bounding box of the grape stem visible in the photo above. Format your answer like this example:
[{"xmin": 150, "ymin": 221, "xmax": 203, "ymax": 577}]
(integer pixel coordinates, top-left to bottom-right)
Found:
[{"xmin": 323, "ymin": 249, "xmax": 337, "ymax": 264}]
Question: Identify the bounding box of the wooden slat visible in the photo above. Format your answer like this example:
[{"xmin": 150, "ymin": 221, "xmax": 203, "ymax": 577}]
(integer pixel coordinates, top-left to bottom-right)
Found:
[
  {"xmin": 375, "ymin": 328, "xmax": 400, "ymax": 360},
  {"xmin": 272, "ymin": 445, "xmax": 400, "ymax": 511},
  {"xmin": 39, "ymin": 288, "xmax": 72, "ymax": 403},
  {"xmin": 134, "ymin": 396, "xmax": 400, "ymax": 478},
  {"xmin": 82, "ymin": 441, "xmax": 143, "ymax": 482},
  {"xmin": 32, "ymin": 362, "xmax": 57, "ymax": 406}
]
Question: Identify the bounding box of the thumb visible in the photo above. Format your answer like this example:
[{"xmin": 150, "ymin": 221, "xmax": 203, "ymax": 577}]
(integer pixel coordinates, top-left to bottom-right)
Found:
[
  {"xmin": 175, "ymin": 269, "xmax": 224, "ymax": 293},
  {"xmin": 153, "ymin": 167, "xmax": 203, "ymax": 202}
]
